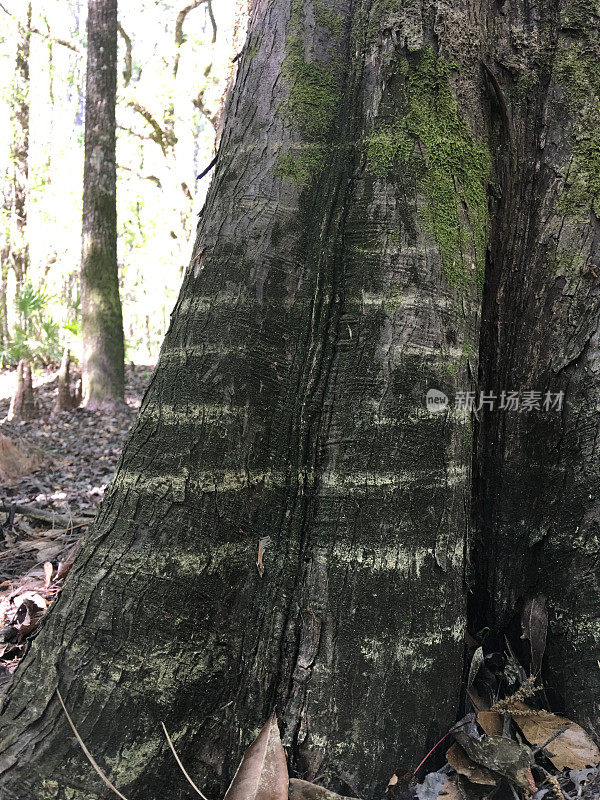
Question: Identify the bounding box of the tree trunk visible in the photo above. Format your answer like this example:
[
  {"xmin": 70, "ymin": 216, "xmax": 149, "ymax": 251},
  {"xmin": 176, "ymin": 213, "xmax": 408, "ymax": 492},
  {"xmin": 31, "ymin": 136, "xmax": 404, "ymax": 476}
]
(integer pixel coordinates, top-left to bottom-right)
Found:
[
  {"xmin": 81, "ymin": 0, "xmax": 125, "ymax": 409},
  {"xmin": 8, "ymin": 3, "xmax": 32, "ymax": 302},
  {"xmin": 0, "ymin": 1, "xmax": 597, "ymax": 799},
  {"xmin": 8, "ymin": 359, "xmax": 36, "ymax": 422},
  {"xmin": 473, "ymin": 0, "xmax": 600, "ymax": 737},
  {"xmin": 53, "ymin": 348, "xmax": 81, "ymax": 414}
]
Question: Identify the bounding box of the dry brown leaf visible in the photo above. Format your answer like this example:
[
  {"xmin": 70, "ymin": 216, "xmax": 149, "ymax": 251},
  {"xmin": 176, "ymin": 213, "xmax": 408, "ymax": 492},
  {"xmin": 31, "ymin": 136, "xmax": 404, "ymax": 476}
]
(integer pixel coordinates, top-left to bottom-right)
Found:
[
  {"xmin": 511, "ymin": 702, "xmax": 600, "ymax": 770},
  {"xmin": 44, "ymin": 561, "xmax": 54, "ymax": 588},
  {"xmin": 223, "ymin": 714, "xmax": 288, "ymax": 800},
  {"xmin": 0, "ymin": 434, "xmax": 37, "ymax": 481},
  {"xmin": 476, "ymin": 712, "xmax": 502, "ymax": 737},
  {"xmin": 521, "ymin": 596, "xmax": 547, "ymax": 676},
  {"xmin": 453, "ymin": 727, "xmax": 532, "ymax": 789},
  {"xmin": 256, "ymin": 537, "xmax": 271, "ymax": 578},
  {"xmin": 55, "ymin": 560, "xmax": 74, "ymax": 582},
  {"xmin": 446, "ymin": 742, "xmax": 496, "ymax": 786},
  {"xmin": 437, "ymin": 777, "xmax": 462, "ymax": 799},
  {"xmin": 289, "ymin": 779, "xmax": 361, "ymax": 800}
]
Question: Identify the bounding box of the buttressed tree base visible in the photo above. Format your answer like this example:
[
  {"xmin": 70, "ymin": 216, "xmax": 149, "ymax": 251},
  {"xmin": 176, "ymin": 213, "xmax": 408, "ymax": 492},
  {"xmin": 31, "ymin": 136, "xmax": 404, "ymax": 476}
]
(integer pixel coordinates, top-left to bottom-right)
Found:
[{"xmin": 0, "ymin": 1, "xmax": 598, "ymax": 798}]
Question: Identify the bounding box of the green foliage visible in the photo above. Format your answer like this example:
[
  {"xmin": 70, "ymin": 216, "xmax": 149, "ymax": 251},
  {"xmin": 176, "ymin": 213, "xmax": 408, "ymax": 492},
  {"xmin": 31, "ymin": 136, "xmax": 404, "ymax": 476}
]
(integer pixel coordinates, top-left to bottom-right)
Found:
[
  {"xmin": 16, "ymin": 281, "xmax": 52, "ymax": 320},
  {"xmin": 0, "ymin": 281, "xmax": 63, "ymax": 366},
  {"xmin": 366, "ymin": 48, "xmax": 490, "ymax": 291}
]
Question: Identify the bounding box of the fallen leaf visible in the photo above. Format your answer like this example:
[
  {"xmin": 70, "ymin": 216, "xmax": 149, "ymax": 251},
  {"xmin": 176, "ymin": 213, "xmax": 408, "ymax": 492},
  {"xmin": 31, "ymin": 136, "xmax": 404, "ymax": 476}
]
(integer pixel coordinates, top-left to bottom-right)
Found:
[
  {"xmin": 446, "ymin": 742, "xmax": 496, "ymax": 786},
  {"xmin": 256, "ymin": 537, "xmax": 271, "ymax": 578},
  {"xmin": 385, "ymin": 769, "xmax": 413, "ymax": 798},
  {"xmin": 223, "ymin": 714, "xmax": 288, "ymax": 800},
  {"xmin": 511, "ymin": 702, "xmax": 600, "ymax": 770},
  {"xmin": 476, "ymin": 712, "xmax": 502, "ymax": 737},
  {"xmin": 521, "ymin": 596, "xmax": 547, "ymax": 676},
  {"xmin": 414, "ymin": 771, "xmax": 447, "ymax": 799},
  {"xmin": 55, "ymin": 560, "xmax": 74, "ymax": 582},
  {"xmin": 454, "ymin": 723, "xmax": 533, "ymax": 788},
  {"xmin": 44, "ymin": 561, "xmax": 53, "ymax": 588},
  {"xmin": 468, "ymin": 647, "xmax": 484, "ymax": 690},
  {"xmin": 289, "ymin": 779, "xmax": 361, "ymax": 800}
]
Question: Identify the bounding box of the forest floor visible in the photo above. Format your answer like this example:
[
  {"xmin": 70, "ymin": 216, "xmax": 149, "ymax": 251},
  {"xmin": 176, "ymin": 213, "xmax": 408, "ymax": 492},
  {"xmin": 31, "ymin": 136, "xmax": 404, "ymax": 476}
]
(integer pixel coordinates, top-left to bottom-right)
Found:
[{"xmin": 0, "ymin": 364, "xmax": 152, "ymax": 684}]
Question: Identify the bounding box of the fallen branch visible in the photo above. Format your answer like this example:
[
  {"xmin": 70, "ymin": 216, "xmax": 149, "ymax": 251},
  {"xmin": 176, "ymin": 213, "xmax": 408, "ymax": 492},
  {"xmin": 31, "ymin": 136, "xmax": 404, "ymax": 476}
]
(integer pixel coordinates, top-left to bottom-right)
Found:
[{"xmin": 0, "ymin": 503, "xmax": 92, "ymax": 528}]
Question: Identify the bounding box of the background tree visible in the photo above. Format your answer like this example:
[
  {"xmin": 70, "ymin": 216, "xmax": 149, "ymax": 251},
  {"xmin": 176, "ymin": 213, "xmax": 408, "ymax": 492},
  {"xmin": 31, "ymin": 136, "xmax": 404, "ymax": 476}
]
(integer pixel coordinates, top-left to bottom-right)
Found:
[
  {"xmin": 3, "ymin": 2, "xmax": 32, "ymax": 340},
  {"xmin": 0, "ymin": 0, "xmax": 597, "ymax": 798},
  {"xmin": 80, "ymin": 0, "xmax": 124, "ymax": 407}
]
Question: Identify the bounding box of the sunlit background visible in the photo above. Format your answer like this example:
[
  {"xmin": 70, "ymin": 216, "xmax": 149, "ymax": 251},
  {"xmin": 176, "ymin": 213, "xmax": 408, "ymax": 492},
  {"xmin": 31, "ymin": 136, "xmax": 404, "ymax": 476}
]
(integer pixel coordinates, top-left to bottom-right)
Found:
[{"xmin": 0, "ymin": 0, "xmax": 238, "ymax": 376}]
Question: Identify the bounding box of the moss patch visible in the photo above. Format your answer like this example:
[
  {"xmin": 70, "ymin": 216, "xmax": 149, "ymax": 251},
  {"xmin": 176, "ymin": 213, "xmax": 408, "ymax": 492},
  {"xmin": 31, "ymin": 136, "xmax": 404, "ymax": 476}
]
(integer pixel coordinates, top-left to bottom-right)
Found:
[
  {"xmin": 553, "ymin": 26, "xmax": 600, "ymax": 218},
  {"xmin": 366, "ymin": 48, "xmax": 490, "ymax": 291},
  {"xmin": 276, "ymin": 1, "xmax": 342, "ymax": 187},
  {"xmin": 314, "ymin": 0, "xmax": 343, "ymax": 35},
  {"xmin": 561, "ymin": 0, "xmax": 600, "ymax": 31}
]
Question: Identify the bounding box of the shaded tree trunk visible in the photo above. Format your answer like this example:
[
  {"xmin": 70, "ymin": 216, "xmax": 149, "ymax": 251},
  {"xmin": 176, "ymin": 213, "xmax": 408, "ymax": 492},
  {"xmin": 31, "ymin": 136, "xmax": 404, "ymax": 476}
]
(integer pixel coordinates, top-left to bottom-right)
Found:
[
  {"xmin": 473, "ymin": 0, "xmax": 600, "ymax": 738},
  {"xmin": 8, "ymin": 3, "xmax": 32, "ymax": 302},
  {"xmin": 81, "ymin": 0, "xmax": 125, "ymax": 408},
  {"xmin": 0, "ymin": 1, "xmax": 597, "ymax": 799}
]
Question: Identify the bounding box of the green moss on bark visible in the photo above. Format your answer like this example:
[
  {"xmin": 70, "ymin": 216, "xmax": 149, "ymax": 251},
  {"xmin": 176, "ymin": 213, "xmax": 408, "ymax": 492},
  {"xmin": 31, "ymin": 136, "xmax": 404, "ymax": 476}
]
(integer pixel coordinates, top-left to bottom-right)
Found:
[
  {"xmin": 276, "ymin": 1, "xmax": 342, "ymax": 187},
  {"xmin": 553, "ymin": 9, "xmax": 600, "ymax": 217},
  {"xmin": 365, "ymin": 48, "xmax": 490, "ymax": 291}
]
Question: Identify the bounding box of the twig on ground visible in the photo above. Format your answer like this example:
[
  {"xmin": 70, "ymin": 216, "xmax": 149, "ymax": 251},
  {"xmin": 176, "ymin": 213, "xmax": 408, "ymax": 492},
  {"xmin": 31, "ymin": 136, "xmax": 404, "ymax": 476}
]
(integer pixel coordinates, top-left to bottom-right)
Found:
[
  {"xmin": 161, "ymin": 721, "xmax": 211, "ymax": 800},
  {"xmin": 0, "ymin": 503, "xmax": 91, "ymax": 528}
]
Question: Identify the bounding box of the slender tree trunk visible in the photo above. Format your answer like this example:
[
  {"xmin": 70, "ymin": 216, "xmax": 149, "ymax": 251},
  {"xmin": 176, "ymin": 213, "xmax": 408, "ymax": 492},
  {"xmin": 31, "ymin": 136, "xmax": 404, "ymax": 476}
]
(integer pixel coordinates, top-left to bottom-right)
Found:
[
  {"xmin": 0, "ymin": 254, "xmax": 9, "ymax": 349},
  {"xmin": 0, "ymin": 1, "xmax": 597, "ymax": 799},
  {"xmin": 81, "ymin": 0, "xmax": 125, "ymax": 408},
  {"xmin": 9, "ymin": 3, "xmax": 32, "ymax": 304}
]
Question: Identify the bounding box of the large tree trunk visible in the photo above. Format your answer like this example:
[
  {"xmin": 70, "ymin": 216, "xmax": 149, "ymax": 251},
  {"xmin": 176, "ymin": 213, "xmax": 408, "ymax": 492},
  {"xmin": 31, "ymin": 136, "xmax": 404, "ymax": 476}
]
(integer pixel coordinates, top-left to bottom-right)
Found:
[
  {"xmin": 8, "ymin": 3, "xmax": 32, "ymax": 301},
  {"xmin": 0, "ymin": 1, "xmax": 597, "ymax": 799},
  {"xmin": 81, "ymin": 0, "xmax": 125, "ymax": 408},
  {"xmin": 473, "ymin": 0, "xmax": 600, "ymax": 736}
]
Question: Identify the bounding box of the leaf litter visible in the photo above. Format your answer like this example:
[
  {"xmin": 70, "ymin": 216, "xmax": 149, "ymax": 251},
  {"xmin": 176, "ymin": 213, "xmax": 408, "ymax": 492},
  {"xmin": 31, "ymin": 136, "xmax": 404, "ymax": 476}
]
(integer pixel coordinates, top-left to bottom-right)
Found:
[{"xmin": 0, "ymin": 364, "xmax": 150, "ymax": 687}]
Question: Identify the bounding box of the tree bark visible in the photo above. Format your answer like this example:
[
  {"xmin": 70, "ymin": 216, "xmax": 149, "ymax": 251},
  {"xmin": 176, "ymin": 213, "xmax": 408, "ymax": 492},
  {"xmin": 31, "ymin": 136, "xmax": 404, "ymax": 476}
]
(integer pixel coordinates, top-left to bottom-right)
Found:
[
  {"xmin": 8, "ymin": 3, "xmax": 32, "ymax": 301},
  {"xmin": 81, "ymin": 0, "xmax": 125, "ymax": 409},
  {"xmin": 7, "ymin": 359, "xmax": 36, "ymax": 422},
  {"xmin": 473, "ymin": 0, "xmax": 600, "ymax": 737},
  {"xmin": 0, "ymin": 1, "xmax": 597, "ymax": 799}
]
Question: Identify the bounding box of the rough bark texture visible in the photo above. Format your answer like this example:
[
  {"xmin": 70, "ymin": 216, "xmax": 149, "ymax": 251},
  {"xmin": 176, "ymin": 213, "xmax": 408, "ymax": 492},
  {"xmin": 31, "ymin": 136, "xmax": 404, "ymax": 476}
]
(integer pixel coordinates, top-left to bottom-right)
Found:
[
  {"xmin": 81, "ymin": 0, "xmax": 125, "ymax": 408},
  {"xmin": 473, "ymin": 0, "xmax": 600, "ymax": 737},
  {"xmin": 8, "ymin": 359, "xmax": 36, "ymax": 422},
  {"xmin": 0, "ymin": 1, "xmax": 597, "ymax": 799},
  {"xmin": 8, "ymin": 3, "xmax": 32, "ymax": 295},
  {"xmin": 53, "ymin": 349, "xmax": 81, "ymax": 414}
]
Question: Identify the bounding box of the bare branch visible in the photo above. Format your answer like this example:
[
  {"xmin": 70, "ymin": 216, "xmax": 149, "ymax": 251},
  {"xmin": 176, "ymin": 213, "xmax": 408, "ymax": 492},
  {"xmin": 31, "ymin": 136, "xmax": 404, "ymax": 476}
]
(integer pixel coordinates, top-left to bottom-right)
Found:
[
  {"xmin": 117, "ymin": 163, "xmax": 162, "ymax": 187},
  {"xmin": 117, "ymin": 24, "xmax": 132, "ymax": 86},
  {"xmin": 206, "ymin": 0, "xmax": 216, "ymax": 43},
  {"xmin": 174, "ymin": 0, "xmax": 216, "ymax": 76},
  {"xmin": 0, "ymin": 4, "xmax": 81, "ymax": 54},
  {"xmin": 127, "ymin": 101, "xmax": 176, "ymax": 155}
]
